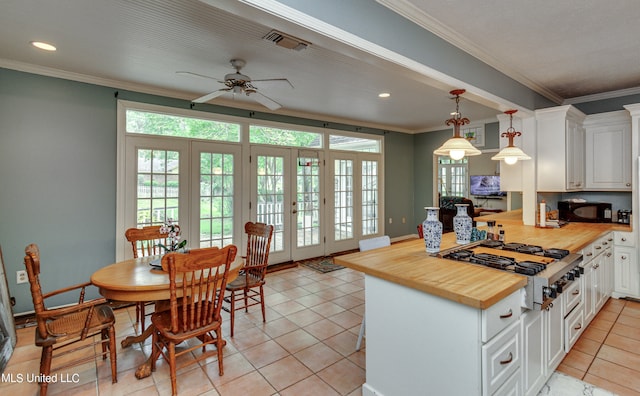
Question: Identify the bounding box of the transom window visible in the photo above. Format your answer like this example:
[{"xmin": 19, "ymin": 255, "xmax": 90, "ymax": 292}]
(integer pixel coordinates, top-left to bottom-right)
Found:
[{"xmin": 126, "ymin": 109, "xmax": 240, "ymax": 142}]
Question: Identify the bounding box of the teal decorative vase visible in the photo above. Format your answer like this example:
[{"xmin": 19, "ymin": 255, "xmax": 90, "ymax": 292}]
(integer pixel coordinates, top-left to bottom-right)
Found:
[
  {"xmin": 453, "ymin": 204, "xmax": 472, "ymax": 244},
  {"xmin": 422, "ymin": 207, "xmax": 443, "ymax": 253}
]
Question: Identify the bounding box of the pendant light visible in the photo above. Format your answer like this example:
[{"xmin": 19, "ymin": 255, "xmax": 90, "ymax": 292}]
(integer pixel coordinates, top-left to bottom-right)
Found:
[
  {"xmin": 433, "ymin": 89, "xmax": 482, "ymax": 160},
  {"xmin": 491, "ymin": 109, "xmax": 531, "ymax": 165}
]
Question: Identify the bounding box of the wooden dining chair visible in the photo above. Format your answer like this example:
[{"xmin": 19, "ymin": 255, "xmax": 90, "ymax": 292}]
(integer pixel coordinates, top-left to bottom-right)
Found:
[
  {"xmin": 223, "ymin": 222, "xmax": 274, "ymax": 337},
  {"xmin": 149, "ymin": 245, "xmax": 237, "ymax": 396},
  {"xmin": 23, "ymin": 243, "xmax": 117, "ymax": 396},
  {"xmin": 125, "ymin": 225, "xmax": 177, "ymax": 332},
  {"xmin": 355, "ymin": 235, "xmax": 391, "ymax": 351}
]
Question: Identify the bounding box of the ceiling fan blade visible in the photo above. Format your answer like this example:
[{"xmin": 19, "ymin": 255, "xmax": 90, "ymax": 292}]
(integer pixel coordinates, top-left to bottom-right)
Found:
[
  {"xmin": 252, "ymin": 91, "xmax": 282, "ymax": 111},
  {"xmin": 192, "ymin": 89, "xmax": 229, "ymax": 103},
  {"xmin": 176, "ymin": 71, "xmax": 220, "ymax": 81},
  {"xmin": 251, "ymin": 78, "xmax": 294, "ymax": 89}
]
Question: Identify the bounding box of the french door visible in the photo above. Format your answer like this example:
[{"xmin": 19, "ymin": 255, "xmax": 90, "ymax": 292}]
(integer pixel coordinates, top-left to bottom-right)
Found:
[
  {"xmin": 326, "ymin": 152, "xmax": 382, "ymax": 254},
  {"xmin": 120, "ymin": 136, "xmax": 242, "ymax": 260},
  {"xmin": 250, "ymin": 146, "xmax": 325, "ymax": 263}
]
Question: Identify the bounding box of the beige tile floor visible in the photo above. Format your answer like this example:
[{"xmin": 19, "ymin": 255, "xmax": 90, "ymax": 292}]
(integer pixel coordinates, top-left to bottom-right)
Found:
[
  {"xmin": 0, "ymin": 265, "xmax": 367, "ymax": 396},
  {"xmin": 3, "ymin": 262, "xmax": 637, "ymax": 396},
  {"xmin": 557, "ymin": 298, "xmax": 640, "ymax": 396}
]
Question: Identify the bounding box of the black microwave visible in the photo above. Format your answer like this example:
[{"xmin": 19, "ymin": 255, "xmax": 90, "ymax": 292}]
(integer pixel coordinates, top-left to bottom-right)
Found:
[{"xmin": 558, "ymin": 201, "xmax": 612, "ymax": 223}]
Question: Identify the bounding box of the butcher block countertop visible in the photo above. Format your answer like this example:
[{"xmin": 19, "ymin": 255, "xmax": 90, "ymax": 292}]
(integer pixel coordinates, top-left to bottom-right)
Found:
[{"xmin": 334, "ymin": 212, "xmax": 631, "ymax": 310}]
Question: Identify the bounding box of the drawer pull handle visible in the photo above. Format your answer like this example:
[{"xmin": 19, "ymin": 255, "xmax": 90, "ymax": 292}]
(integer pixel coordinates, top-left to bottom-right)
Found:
[
  {"xmin": 594, "ymin": 264, "xmax": 599, "ymax": 269},
  {"xmin": 608, "ymin": 238, "xmax": 613, "ymax": 242},
  {"xmin": 595, "ymin": 246, "xmax": 602, "ymax": 250},
  {"xmin": 572, "ymin": 290, "xmax": 580, "ymax": 295},
  {"xmin": 621, "ymin": 255, "xmax": 627, "ymax": 260},
  {"xmin": 499, "ymin": 309, "xmax": 513, "ymax": 319},
  {"xmin": 586, "ymin": 253, "xmax": 593, "ymax": 257},
  {"xmin": 500, "ymin": 352, "xmax": 513, "ymax": 365},
  {"xmin": 621, "ymin": 237, "xmax": 627, "ymax": 242},
  {"xmin": 574, "ymin": 323, "xmax": 582, "ymax": 331}
]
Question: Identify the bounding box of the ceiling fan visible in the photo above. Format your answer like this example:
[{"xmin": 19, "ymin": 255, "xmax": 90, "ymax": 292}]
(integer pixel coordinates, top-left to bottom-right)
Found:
[{"xmin": 178, "ymin": 59, "xmax": 293, "ymax": 111}]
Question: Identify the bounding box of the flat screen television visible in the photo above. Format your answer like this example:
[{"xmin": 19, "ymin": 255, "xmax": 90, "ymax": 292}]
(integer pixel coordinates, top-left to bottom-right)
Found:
[{"xmin": 469, "ymin": 175, "xmax": 506, "ymax": 197}]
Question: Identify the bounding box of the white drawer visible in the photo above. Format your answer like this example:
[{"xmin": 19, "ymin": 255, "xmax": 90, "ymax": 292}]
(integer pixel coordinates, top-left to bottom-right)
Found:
[
  {"xmin": 562, "ymin": 279, "xmax": 582, "ymax": 317},
  {"xmin": 564, "ymin": 302, "xmax": 584, "ymax": 352},
  {"xmin": 482, "ymin": 289, "xmax": 522, "ymax": 343},
  {"xmin": 492, "ymin": 370, "xmax": 522, "ymax": 396},
  {"xmin": 614, "ymin": 231, "xmax": 635, "ymax": 247},
  {"xmin": 482, "ymin": 320, "xmax": 521, "ymax": 396}
]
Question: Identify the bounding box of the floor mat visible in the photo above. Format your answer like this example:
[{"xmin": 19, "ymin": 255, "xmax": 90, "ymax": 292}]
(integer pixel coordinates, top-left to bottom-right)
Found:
[{"xmin": 299, "ymin": 256, "xmax": 345, "ymax": 273}]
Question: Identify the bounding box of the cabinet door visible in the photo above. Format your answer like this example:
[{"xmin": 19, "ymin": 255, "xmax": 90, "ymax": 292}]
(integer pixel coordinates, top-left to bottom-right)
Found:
[
  {"xmin": 522, "ymin": 311, "xmax": 544, "ymax": 396},
  {"xmin": 566, "ymin": 121, "xmax": 584, "ymax": 190},
  {"xmin": 582, "ymin": 260, "xmax": 595, "ymax": 325},
  {"xmin": 614, "ymin": 246, "xmax": 639, "ymax": 297},
  {"xmin": 546, "ymin": 300, "xmax": 564, "ymax": 372},
  {"xmin": 585, "ymin": 122, "xmax": 631, "ymax": 190}
]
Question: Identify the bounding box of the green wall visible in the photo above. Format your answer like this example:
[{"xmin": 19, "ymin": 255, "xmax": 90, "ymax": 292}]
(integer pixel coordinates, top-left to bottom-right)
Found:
[{"xmin": 0, "ymin": 68, "xmax": 415, "ymax": 313}]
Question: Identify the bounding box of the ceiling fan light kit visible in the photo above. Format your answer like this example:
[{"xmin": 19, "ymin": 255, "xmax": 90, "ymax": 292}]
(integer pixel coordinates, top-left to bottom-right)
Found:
[
  {"xmin": 491, "ymin": 109, "xmax": 531, "ymax": 165},
  {"xmin": 433, "ymin": 89, "xmax": 482, "ymax": 160}
]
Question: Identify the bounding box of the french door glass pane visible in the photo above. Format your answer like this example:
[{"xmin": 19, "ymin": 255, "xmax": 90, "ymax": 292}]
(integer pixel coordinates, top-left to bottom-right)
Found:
[
  {"xmin": 256, "ymin": 155, "xmax": 285, "ymax": 252},
  {"xmin": 362, "ymin": 160, "xmax": 378, "ymax": 236},
  {"xmin": 334, "ymin": 159, "xmax": 353, "ymax": 240},
  {"xmin": 199, "ymin": 152, "xmax": 234, "ymax": 248},
  {"xmin": 296, "ymin": 155, "xmax": 321, "ymax": 247},
  {"xmin": 136, "ymin": 149, "xmax": 180, "ymax": 227}
]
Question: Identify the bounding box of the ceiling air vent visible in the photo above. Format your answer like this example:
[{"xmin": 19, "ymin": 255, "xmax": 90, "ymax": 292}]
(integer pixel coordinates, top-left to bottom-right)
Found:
[{"xmin": 263, "ymin": 30, "xmax": 310, "ymax": 51}]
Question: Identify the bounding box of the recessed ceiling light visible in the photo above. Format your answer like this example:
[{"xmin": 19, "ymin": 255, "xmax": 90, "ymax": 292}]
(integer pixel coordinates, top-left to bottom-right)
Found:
[
  {"xmin": 378, "ymin": 92, "xmax": 391, "ymax": 98},
  {"xmin": 30, "ymin": 41, "xmax": 57, "ymax": 51}
]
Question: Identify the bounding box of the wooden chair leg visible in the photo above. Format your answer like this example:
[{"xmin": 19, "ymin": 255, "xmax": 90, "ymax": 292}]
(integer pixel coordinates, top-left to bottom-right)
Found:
[
  {"xmin": 109, "ymin": 326, "xmax": 118, "ymax": 383},
  {"xmin": 243, "ymin": 288, "xmax": 249, "ymax": 313},
  {"xmin": 39, "ymin": 345, "xmax": 53, "ymax": 396},
  {"xmin": 101, "ymin": 329, "xmax": 108, "ymax": 359},
  {"xmin": 259, "ymin": 285, "xmax": 266, "ymax": 322},
  {"xmin": 230, "ymin": 290, "xmax": 236, "ymax": 337},
  {"xmin": 138, "ymin": 302, "xmax": 146, "ymax": 332},
  {"xmin": 216, "ymin": 327, "xmax": 224, "ymax": 376},
  {"xmin": 168, "ymin": 342, "xmax": 177, "ymax": 396}
]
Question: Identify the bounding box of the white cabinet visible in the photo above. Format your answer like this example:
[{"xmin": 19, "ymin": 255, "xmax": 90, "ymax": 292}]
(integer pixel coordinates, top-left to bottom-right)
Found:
[
  {"xmin": 581, "ymin": 233, "xmax": 613, "ymax": 326},
  {"xmin": 614, "ymin": 246, "xmax": 639, "ymax": 298},
  {"xmin": 545, "ymin": 300, "xmax": 564, "ymax": 371},
  {"xmin": 362, "ymin": 276, "xmax": 523, "ymax": 396},
  {"xmin": 613, "ymin": 231, "xmax": 639, "ymax": 298},
  {"xmin": 521, "ymin": 300, "xmax": 564, "ymax": 396},
  {"xmin": 536, "ymin": 105, "xmax": 586, "ymax": 191},
  {"xmin": 584, "ymin": 111, "xmax": 632, "ymax": 190}
]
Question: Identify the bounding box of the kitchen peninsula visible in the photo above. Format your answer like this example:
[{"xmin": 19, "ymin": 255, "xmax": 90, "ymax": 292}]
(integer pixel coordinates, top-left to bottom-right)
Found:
[{"xmin": 334, "ymin": 216, "xmax": 630, "ymax": 396}]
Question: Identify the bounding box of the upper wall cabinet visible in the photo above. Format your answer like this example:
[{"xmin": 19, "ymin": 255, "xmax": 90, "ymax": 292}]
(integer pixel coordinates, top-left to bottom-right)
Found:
[
  {"xmin": 536, "ymin": 105, "xmax": 586, "ymax": 192},
  {"xmin": 584, "ymin": 111, "xmax": 632, "ymax": 191}
]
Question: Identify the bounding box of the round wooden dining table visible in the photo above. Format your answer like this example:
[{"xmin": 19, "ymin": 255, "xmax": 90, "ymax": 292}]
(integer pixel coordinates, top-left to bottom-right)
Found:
[{"xmin": 91, "ymin": 254, "xmax": 243, "ymax": 378}]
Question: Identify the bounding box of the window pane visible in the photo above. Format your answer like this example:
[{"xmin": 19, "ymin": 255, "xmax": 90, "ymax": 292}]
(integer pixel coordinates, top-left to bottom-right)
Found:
[
  {"xmin": 126, "ymin": 109, "xmax": 240, "ymax": 142},
  {"xmin": 362, "ymin": 160, "xmax": 378, "ymax": 236},
  {"xmin": 330, "ymin": 135, "xmax": 380, "ymax": 153},
  {"xmin": 136, "ymin": 149, "xmax": 180, "ymax": 228},
  {"xmin": 249, "ymin": 125, "xmax": 322, "ymax": 148},
  {"xmin": 199, "ymin": 152, "xmax": 235, "ymax": 248},
  {"xmin": 334, "ymin": 159, "xmax": 353, "ymax": 240}
]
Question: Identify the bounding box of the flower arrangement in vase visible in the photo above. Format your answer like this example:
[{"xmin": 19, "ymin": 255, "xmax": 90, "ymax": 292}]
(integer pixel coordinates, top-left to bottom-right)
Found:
[{"xmin": 158, "ymin": 219, "xmax": 187, "ymax": 252}]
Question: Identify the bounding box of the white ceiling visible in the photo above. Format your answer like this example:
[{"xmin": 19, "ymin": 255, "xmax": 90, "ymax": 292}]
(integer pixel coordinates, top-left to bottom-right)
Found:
[{"xmin": 1, "ymin": 0, "xmax": 639, "ymax": 133}]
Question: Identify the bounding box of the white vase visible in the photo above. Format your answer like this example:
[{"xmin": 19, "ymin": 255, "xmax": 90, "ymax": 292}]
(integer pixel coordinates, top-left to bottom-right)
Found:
[
  {"xmin": 453, "ymin": 204, "xmax": 472, "ymax": 244},
  {"xmin": 422, "ymin": 207, "xmax": 443, "ymax": 253}
]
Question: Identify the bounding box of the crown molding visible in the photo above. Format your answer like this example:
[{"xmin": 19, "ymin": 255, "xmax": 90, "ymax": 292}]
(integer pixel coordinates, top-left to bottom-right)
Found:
[
  {"xmin": 563, "ymin": 86, "xmax": 640, "ymax": 105},
  {"xmin": 375, "ymin": 0, "xmax": 564, "ymax": 105}
]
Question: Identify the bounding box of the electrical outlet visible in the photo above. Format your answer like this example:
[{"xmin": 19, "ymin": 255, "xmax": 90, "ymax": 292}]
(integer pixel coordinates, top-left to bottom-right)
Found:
[
  {"xmin": 388, "ymin": 217, "xmax": 393, "ymax": 224},
  {"xmin": 16, "ymin": 270, "xmax": 28, "ymax": 284}
]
